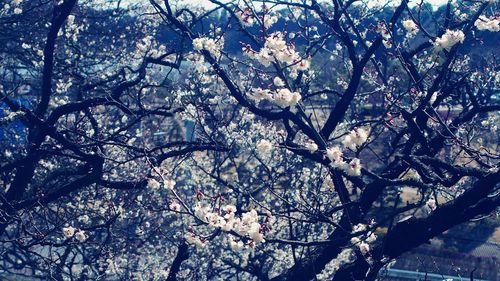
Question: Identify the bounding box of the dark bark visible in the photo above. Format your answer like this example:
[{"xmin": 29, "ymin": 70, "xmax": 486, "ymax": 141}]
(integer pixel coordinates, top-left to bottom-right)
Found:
[{"xmin": 165, "ymin": 242, "xmax": 190, "ymax": 281}]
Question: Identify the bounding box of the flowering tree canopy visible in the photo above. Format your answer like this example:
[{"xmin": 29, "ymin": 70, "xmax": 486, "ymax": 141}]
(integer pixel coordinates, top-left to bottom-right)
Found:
[{"xmin": 0, "ymin": 0, "xmax": 499, "ymax": 280}]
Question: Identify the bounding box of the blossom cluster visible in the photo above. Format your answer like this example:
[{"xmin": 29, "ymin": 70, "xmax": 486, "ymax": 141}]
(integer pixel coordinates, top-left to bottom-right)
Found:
[
  {"xmin": 0, "ymin": 110, "xmax": 24, "ymax": 124},
  {"xmin": 244, "ymin": 32, "xmax": 310, "ymax": 73},
  {"xmin": 376, "ymin": 21, "xmax": 393, "ymax": 48},
  {"xmin": 263, "ymin": 14, "xmax": 279, "ymax": 29},
  {"xmin": 350, "ymin": 223, "xmax": 377, "ymax": 255},
  {"xmin": 192, "ymin": 36, "xmax": 223, "ymax": 57},
  {"xmin": 250, "ymin": 86, "xmax": 302, "ymax": 108},
  {"xmin": 402, "ymin": 19, "xmax": 419, "ymax": 37},
  {"xmin": 63, "ymin": 14, "xmax": 85, "ymax": 43},
  {"xmin": 324, "ymin": 128, "xmax": 368, "ymax": 176},
  {"xmin": 147, "ymin": 177, "xmax": 176, "ymax": 190},
  {"xmin": 342, "ymin": 128, "xmax": 369, "ymax": 150},
  {"xmin": 474, "ymin": 16, "xmax": 500, "ymax": 32},
  {"xmin": 256, "ymin": 139, "xmax": 274, "ymax": 156},
  {"xmin": 434, "ymin": 29, "xmax": 465, "ymax": 52},
  {"xmin": 2, "ymin": 0, "xmax": 23, "ymax": 15},
  {"xmin": 185, "ymin": 232, "xmax": 206, "ymax": 248},
  {"xmin": 185, "ymin": 202, "xmax": 272, "ymax": 250},
  {"xmin": 62, "ymin": 226, "xmax": 88, "ymax": 242}
]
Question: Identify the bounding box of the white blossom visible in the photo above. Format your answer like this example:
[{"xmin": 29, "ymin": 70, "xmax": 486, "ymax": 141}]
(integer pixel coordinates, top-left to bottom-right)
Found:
[
  {"xmin": 62, "ymin": 226, "xmax": 76, "ymax": 238},
  {"xmin": 264, "ymin": 15, "xmax": 278, "ymax": 28},
  {"xmin": 222, "ymin": 205, "xmax": 237, "ymax": 217},
  {"xmin": 429, "ymin": 91, "xmax": 438, "ymax": 105},
  {"xmin": 256, "ymin": 139, "xmax": 273, "ymax": 156},
  {"xmin": 273, "ymin": 77, "xmax": 285, "ymax": 87},
  {"xmin": 358, "ymin": 242, "xmax": 370, "ymax": 255},
  {"xmin": 305, "ymin": 141, "xmax": 318, "ymax": 153},
  {"xmin": 236, "ymin": 8, "xmax": 255, "ymax": 26},
  {"xmin": 78, "ymin": 215, "xmax": 89, "ymax": 224},
  {"xmin": 192, "ymin": 38, "xmax": 204, "ymax": 51},
  {"xmin": 163, "ymin": 179, "xmax": 176, "ymax": 190},
  {"xmin": 426, "ymin": 198, "xmax": 437, "ymax": 211},
  {"xmin": 185, "ymin": 233, "xmax": 206, "ymax": 248},
  {"xmin": 192, "ymin": 37, "xmax": 223, "ymax": 57},
  {"xmin": 402, "ymin": 19, "xmax": 419, "ymax": 36},
  {"xmin": 249, "ymin": 32, "xmax": 308, "ymax": 70},
  {"xmin": 274, "ymin": 88, "xmax": 301, "ymax": 107},
  {"xmin": 67, "ymin": 15, "xmax": 75, "ymax": 26},
  {"xmin": 229, "ymin": 237, "xmax": 245, "ymax": 251},
  {"xmin": 169, "ymin": 201, "xmax": 181, "ymax": 212},
  {"xmin": 147, "ymin": 178, "xmax": 161, "ymax": 189},
  {"xmin": 74, "ymin": 230, "xmax": 88, "ymax": 242},
  {"xmin": 434, "ymin": 29, "xmax": 465, "ymax": 51},
  {"xmin": 250, "ymin": 87, "xmax": 273, "ymax": 102},
  {"xmin": 342, "ymin": 128, "xmax": 368, "ymax": 150},
  {"xmin": 326, "ymin": 146, "xmax": 344, "ymax": 167},
  {"xmin": 353, "ymin": 223, "xmax": 367, "ymax": 233},
  {"xmin": 346, "ymin": 158, "xmax": 362, "ymax": 176},
  {"xmin": 474, "ymin": 16, "xmax": 500, "ymax": 32},
  {"xmin": 194, "ymin": 203, "xmax": 211, "ymax": 221}
]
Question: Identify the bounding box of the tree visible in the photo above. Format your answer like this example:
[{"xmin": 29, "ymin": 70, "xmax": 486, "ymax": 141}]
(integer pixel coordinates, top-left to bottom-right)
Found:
[{"xmin": 0, "ymin": 0, "xmax": 499, "ymax": 280}]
